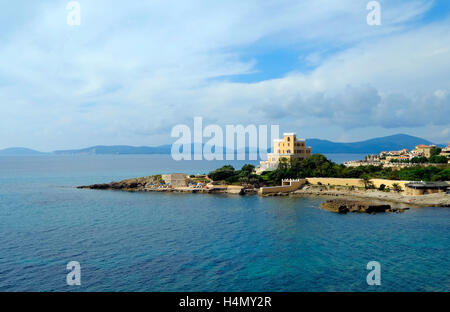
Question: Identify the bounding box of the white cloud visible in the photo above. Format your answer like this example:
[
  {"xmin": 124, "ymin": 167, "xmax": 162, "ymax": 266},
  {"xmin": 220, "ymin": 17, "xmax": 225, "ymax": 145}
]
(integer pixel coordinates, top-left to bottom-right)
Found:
[
  {"xmin": 0, "ymin": 0, "xmax": 447, "ymax": 150},
  {"xmin": 196, "ymin": 20, "xmax": 450, "ymax": 130}
]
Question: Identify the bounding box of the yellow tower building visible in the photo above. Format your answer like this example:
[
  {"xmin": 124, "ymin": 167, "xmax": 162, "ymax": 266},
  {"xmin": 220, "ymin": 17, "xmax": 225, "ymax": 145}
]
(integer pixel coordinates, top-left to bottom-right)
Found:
[{"xmin": 257, "ymin": 133, "xmax": 311, "ymax": 173}]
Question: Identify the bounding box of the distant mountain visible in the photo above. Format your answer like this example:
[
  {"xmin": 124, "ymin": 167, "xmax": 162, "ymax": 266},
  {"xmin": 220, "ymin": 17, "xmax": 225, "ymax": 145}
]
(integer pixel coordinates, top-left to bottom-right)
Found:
[
  {"xmin": 53, "ymin": 144, "xmax": 252, "ymax": 155},
  {"xmin": 53, "ymin": 145, "xmax": 172, "ymax": 155},
  {"xmin": 2, "ymin": 134, "xmax": 444, "ymax": 156},
  {"xmin": 308, "ymin": 134, "xmax": 440, "ymax": 154},
  {"xmin": 49, "ymin": 134, "xmax": 445, "ymax": 155},
  {"xmin": 53, "ymin": 144, "xmax": 268, "ymax": 156},
  {"xmin": 0, "ymin": 147, "xmax": 46, "ymax": 156}
]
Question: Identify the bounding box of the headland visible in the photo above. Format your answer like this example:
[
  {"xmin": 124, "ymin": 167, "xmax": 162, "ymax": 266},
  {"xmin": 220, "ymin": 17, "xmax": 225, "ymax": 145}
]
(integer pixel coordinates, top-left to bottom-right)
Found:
[{"xmin": 78, "ymin": 133, "xmax": 450, "ymax": 211}]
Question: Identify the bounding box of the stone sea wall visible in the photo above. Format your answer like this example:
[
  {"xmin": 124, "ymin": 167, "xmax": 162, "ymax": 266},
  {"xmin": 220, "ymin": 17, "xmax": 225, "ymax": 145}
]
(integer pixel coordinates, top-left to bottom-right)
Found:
[{"xmin": 306, "ymin": 178, "xmax": 410, "ymax": 190}]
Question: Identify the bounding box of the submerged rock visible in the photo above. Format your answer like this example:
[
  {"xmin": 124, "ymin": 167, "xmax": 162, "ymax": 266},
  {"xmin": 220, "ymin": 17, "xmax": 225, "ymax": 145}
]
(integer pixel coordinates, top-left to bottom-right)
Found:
[{"xmin": 320, "ymin": 199, "xmax": 407, "ymax": 214}]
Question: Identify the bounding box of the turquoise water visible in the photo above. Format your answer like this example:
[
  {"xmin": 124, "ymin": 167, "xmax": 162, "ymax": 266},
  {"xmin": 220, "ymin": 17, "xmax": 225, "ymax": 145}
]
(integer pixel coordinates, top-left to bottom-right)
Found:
[{"xmin": 0, "ymin": 155, "xmax": 448, "ymax": 292}]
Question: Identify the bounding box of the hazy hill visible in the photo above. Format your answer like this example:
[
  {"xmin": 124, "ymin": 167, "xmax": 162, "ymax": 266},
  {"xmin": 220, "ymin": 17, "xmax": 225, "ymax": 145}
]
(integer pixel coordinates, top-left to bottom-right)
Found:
[
  {"xmin": 307, "ymin": 134, "xmax": 439, "ymax": 154},
  {"xmin": 53, "ymin": 145, "xmax": 173, "ymax": 155},
  {"xmin": 2, "ymin": 134, "xmax": 443, "ymax": 156},
  {"xmin": 0, "ymin": 147, "xmax": 46, "ymax": 156}
]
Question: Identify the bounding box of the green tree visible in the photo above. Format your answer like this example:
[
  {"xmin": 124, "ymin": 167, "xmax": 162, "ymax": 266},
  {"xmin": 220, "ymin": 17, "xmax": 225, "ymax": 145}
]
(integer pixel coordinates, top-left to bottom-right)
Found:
[
  {"xmin": 241, "ymin": 164, "xmax": 255, "ymax": 175},
  {"xmin": 411, "ymin": 156, "xmax": 428, "ymax": 164},
  {"xmin": 208, "ymin": 165, "xmax": 236, "ymax": 181},
  {"xmin": 278, "ymin": 157, "xmax": 289, "ymax": 170},
  {"xmin": 430, "ymin": 168, "xmax": 450, "ymax": 181},
  {"xmin": 429, "ymin": 155, "xmax": 448, "ymax": 164},
  {"xmin": 430, "ymin": 147, "xmax": 442, "ymax": 158},
  {"xmin": 360, "ymin": 175, "xmax": 374, "ymax": 189},
  {"xmin": 392, "ymin": 183, "xmax": 402, "ymax": 193}
]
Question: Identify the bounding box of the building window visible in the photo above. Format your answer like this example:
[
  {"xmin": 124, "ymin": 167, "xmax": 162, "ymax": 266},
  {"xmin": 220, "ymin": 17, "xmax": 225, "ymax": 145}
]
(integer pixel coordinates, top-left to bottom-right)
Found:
[{"xmin": 287, "ymin": 150, "xmax": 291, "ymax": 154}]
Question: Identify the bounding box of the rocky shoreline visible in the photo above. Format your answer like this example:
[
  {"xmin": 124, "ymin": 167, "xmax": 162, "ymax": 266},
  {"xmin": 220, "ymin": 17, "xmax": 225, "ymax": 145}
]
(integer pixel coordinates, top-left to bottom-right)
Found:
[
  {"xmin": 320, "ymin": 199, "xmax": 408, "ymax": 214},
  {"xmin": 78, "ymin": 176, "xmax": 450, "ymax": 209},
  {"xmin": 77, "ymin": 177, "xmax": 254, "ymax": 195},
  {"xmin": 291, "ymin": 186, "xmax": 450, "ymax": 208}
]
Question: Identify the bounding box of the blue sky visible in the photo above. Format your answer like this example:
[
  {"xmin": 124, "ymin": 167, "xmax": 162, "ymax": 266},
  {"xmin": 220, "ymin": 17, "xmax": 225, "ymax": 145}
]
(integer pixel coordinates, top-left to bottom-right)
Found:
[{"xmin": 0, "ymin": 0, "xmax": 449, "ymax": 151}]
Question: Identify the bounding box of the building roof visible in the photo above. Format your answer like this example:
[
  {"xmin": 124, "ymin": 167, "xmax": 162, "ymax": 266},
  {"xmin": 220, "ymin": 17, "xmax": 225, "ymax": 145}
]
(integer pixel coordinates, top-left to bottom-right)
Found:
[
  {"xmin": 405, "ymin": 181, "xmax": 449, "ymax": 189},
  {"xmin": 416, "ymin": 144, "xmax": 436, "ymax": 149}
]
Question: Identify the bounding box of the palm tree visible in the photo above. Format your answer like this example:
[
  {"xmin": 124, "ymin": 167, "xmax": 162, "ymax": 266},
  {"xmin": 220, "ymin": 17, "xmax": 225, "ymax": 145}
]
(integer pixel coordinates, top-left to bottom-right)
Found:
[
  {"xmin": 360, "ymin": 175, "xmax": 374, "ymax": 189},
  {"xmin": 392, "ymin": 183, "xmax": 402, "ymax": 193}
]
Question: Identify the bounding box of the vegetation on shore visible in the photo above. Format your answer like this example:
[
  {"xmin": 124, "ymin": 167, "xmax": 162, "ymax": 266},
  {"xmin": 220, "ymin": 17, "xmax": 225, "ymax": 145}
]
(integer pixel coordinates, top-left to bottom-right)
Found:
[
  {"xmin": 208, "ymin": 154, "xmax": 450, "ymax": 186},
  {"xmin": 208, "ymin": 164, "xmax": 262, "ymax": 186}
]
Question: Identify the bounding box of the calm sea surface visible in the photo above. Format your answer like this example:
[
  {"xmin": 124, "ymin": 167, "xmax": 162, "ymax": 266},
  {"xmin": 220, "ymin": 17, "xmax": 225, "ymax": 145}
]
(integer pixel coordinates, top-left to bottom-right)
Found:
[{"xmin": 0, "ymin": 155, "xmax": 448, "ymax": 292}]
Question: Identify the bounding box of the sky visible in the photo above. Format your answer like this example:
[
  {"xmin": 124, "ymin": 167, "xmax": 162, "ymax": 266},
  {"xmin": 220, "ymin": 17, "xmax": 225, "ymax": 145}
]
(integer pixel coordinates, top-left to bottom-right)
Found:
[{"xmin": 0, "ymin": 0, "xmax": 449, "ymax": 151}]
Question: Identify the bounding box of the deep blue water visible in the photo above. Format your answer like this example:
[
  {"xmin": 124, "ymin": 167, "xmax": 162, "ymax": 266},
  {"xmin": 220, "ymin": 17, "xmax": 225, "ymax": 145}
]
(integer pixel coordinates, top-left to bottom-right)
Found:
[{"xmin": 0, "ymin": 155, "xmax": 448, "ymax": 292}]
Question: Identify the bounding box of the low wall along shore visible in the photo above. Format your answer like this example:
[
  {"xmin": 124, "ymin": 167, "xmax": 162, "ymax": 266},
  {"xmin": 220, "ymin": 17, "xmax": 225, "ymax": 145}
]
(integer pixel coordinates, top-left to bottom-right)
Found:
[
  {"xmin": 259, "ymin": 179, "xmax": 307, "ymax": 195},
  {"xmin": 259, "ymin": 178, "xmax": 411, "ymax": 195},
  {"xmin": 306, "ymin": 178, "xmax": 410, "ymax": 190}
]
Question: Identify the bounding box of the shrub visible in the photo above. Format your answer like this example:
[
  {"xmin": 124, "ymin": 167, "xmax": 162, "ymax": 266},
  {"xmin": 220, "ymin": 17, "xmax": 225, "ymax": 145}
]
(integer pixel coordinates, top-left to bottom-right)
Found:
[
  {"xmin": 429, "ymin": 155, "xmax": 448, "ymax": 164},
  {"xmin": 392, "ymin": 183, "xmax": 402, "ymax": 193},
  {"xmin": 208, "ymin": 165, "xmax": 236, "ymax": 181}
]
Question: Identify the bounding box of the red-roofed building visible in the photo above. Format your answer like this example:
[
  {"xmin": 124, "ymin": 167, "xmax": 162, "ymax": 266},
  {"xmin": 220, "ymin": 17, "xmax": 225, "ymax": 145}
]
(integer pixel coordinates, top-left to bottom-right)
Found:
[{"xmin": 413, "ymin": 144, "xmax": 437, "ymax": 158}]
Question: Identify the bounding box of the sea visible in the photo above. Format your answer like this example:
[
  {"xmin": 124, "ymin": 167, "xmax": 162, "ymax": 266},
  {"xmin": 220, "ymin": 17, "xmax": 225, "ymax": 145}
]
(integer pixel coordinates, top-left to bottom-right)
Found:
[{"xmin": 0, "ymin": 154, "xmax": 448, "ymax": 292}]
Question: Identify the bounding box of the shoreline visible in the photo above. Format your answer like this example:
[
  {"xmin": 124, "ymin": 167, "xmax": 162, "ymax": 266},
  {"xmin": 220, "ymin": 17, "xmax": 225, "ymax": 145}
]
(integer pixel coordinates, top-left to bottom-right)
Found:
[
  {"xmin": 78, "ymin": 178, "xmax": 450, "ymax": 208},
  {"xmin": 290, "ymin": 186, "xmax": 450, "ymax": 208}
]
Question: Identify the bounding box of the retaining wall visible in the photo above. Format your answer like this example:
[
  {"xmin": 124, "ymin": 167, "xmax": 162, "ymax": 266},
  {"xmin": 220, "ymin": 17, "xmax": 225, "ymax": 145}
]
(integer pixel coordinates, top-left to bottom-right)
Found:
[{"xmin": 305, "ymin": 178, "xmax": 410, "ymax": 190}]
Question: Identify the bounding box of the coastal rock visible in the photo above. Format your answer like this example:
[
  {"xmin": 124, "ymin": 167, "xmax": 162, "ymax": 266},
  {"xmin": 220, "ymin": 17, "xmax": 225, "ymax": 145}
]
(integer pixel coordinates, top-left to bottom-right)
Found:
[
  {"xmin": 321, "ymin": 199, "xmax": 393, "ymax": 214},
  {"xmin": 77, "ymin": 176, "xmax": 253, "ymax": 196},
  {"xmin": 78, "ymin": 176, "xmax": 164, "ymax": 191},
  {"xmin": 78, "ymin": 183, "xmax": 111, "ymax": 190}
]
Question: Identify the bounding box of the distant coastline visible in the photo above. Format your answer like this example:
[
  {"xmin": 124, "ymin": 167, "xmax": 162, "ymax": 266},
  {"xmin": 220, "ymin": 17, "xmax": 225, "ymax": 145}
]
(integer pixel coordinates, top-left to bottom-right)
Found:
[{"xmin": 1, "ymin": 134, "xmax": 446, "ymax": 156}]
